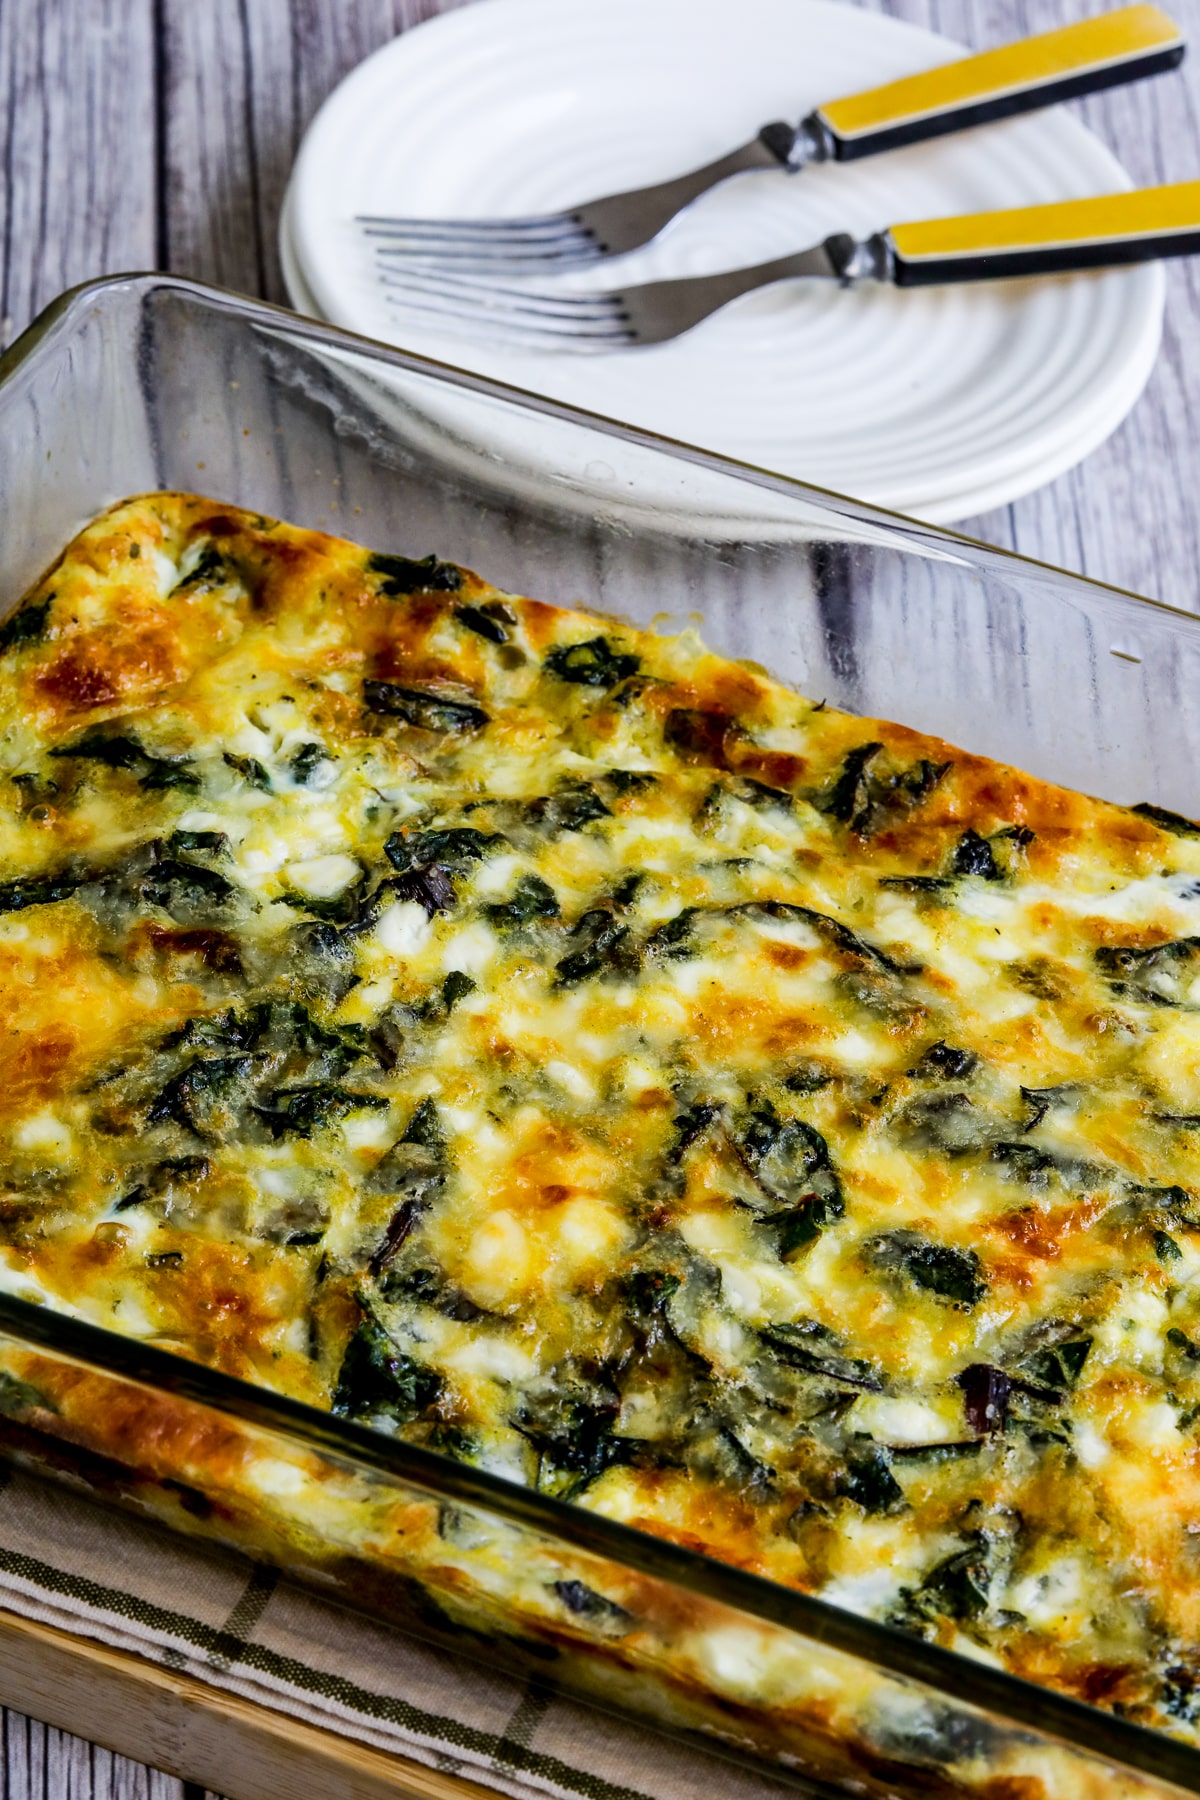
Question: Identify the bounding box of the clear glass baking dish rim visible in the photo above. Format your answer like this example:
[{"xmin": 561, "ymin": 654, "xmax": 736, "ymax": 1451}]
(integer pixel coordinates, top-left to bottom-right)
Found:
[
  {"xmin": 0, "ymin": 271, "xmax": 1198, "ymax": 1793},
  {"xmin": 5, "ymin": 269, "xmax": 1197, "ymax": 635}
]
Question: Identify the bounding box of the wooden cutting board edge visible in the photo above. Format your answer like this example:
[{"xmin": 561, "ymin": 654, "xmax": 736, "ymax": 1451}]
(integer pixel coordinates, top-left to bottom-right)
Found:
[{"xmin": 0, "ymin": 1601, "xmax": 500, "ymax": 1800}]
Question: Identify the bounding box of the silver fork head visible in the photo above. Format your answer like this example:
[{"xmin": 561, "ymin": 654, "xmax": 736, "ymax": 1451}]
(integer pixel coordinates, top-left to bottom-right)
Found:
[
  {"xmin": 376, "ymin": 238, "xmax": 849, "ymax": 351},
  {"xmin": 357, "ymin": 137, "xmax": 787, "ymax": 271},
  {"xmin": 360, "ymin": 207, "xmax": 603, "ymax": 270},
  {"xmin": 378, "ymin": 264, "xmax": 637, "ymax": 349}
]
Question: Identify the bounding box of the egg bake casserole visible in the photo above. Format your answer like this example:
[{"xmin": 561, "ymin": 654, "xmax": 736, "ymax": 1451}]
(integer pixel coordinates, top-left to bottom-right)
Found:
[{"xmin": 3, "ymin": 494, "xmax": 1200, "ymax": 1766}]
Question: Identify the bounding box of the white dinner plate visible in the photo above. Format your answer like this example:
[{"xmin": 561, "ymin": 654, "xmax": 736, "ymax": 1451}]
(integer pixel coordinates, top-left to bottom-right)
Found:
[{"xmin": 286, "ymin": 0, "xmax": 1164, "ymax": 524}]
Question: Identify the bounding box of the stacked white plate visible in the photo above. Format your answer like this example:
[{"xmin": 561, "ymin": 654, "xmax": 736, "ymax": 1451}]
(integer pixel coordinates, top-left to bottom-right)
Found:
[{"xmin": 282, "ymin": 0, "xmax": 1164, "ymax": 524}]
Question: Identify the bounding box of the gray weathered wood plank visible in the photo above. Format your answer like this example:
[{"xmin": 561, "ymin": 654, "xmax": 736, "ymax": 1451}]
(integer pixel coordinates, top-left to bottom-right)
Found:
[{"xmin": 0, "ymin": 0, "xmax": 156, "ymax": 343}]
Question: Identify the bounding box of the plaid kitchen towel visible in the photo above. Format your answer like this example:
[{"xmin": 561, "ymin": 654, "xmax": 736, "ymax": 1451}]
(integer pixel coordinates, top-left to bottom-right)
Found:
[{"xmin": 0, "ymin": 1462, "xmax": 809, "ymax": 1800}]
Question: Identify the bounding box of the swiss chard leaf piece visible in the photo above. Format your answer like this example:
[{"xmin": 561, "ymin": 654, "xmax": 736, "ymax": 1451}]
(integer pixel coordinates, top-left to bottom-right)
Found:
[
  {"xmin": 170, "ymin": 547, "xmax": 227, "ymax": 593},
  {"xmin": 332, "ymin": 1312, "xmax": 442, "ymax": 1421},
  {"xmin": 147, "ymin": 1055, "xmax": 255, "ymax": 1132},
  {"xmin": 826, "ymin": 742, "xmax": 884, "ymax": 831},
  {"xmin": 879, "ymin": 876, "xmax": 952, "ymax": 895},
  {"xmin": 739, "ymin": 778, "xmax": 795, "ymax": 812},
  {"xmin": 958, "ymin": 1363, "xmax": 1011, "ymax": 1434},
  {"xmin": 990, "ymin": 1141, "xmax": 1057, "ymax": 1187},
  {"xmin": 837, "ymin": 1440, "xmax": 906, "ymax": 1514},
  {"xmin": 736, "ymin": 1100, "xmax": 845, "ymax": 1234},
  {"xmin": 604, "ymin": 770, "xmax": 657, "ymax": 796},
  {"xmin": 669, "ymin": 1101, "xmax": 721, "ymax": 1164},
  {"xmin": 1021, "ymin": 1338, "xmax": 1092, "ymax": 1391},
  {"xmin": 627, "ymin": 1270, "xmax": 681, "ymax": 1316},
  {"xmin": 889, "ymin": 1440, "xmax": 983, "ymax": 1465},
  {"xmin": 515, "ymin": 1387, "xmax": 625, "ymax": 1492},
  {"xmin": 873, "ymin": 1231, "xmax": 987, "ymax": 1308},
  {"xmin": 774, "ymin": 1200, "xmax": 843, "ymax": 1258},
  {"xmin": 951, "ymin": 829, "xmax": 1002, "ymax": 881},
  {"xmin": 485, "ymin": 874, "xmax": 560, "ymax": 930},
  {"xmin": 370, "ymin": 1197, "xmax": 426, "ymax": 1276},
  {"xmin": 900, "ymin": 1093, "xmax": 994, "ymax": 1159},
  {"xmin": 643, "ymin": 908, "xmax": 698, "ymax": 961},
  {"xmin": 51, "ymin": 729, "xmax": 144, "ymax": 769},
  {"xmin": 368, "ymin": 551, "xmax": 462, "ymax": 595},
  {"xmin": 525, "ymin": 783, "xmax": 611, "ymax": 835},
  {"xmin": 1156, "ymin": 1229, "xmax": 1183, "ymax": 1263},
  {"xmin": 364, "ymin": 681, "xmax": 489, "ymax": 734},
  {"xmin": 1132, "ymin": 801, "xmax": 1200, "ymax": 838},
  {"xmin": 1095, "ymin": 936, "xmax": 1200, "ymax": 1008},
  {"xmin": 783, "ymin": 1063, "xmax": 834, "ymax": 1095},
  {"xmin": 368, "ymin": 1105, "xmax": 448, "ymax": 1273},
  {"xmin": 910, "ymin": 1042, "xmax": 978, "ymax": 1081},
  {"xmin": 167, "ymin": 830, "xmax": 230, "ymax": 858},
  {"xmin": 51, "ymin": 728, "xmax": 199, "ymax": 792},
  {"xmin": 255, "ymin": 1084, "xmax": 388, "ymax": 1138},
  {"xmin": 897, "ymin": 758, "xmax": 952, "ymax": 805},
  {"xmin": 49, "ymin": 727, "xmax": 199, "ymax": 792},
  {"xmin": 223, "ymin": 751, "xmax": 272, "ymax": 791},
  {"xmin": 141, "ymin": 858, "xmax": 237, "ymax": 913},
  {"xmin": 610, "ymin": 871, "xmax": 645, "ymax": 909},
  {"xmin": 278, "ymin": 887, "xmax": 365, "ymax": 926},
  {"xmin": 0, "ymin": 1370, "xmax": 52, "ymax": 1418},
  {"xmin": 759, "ymin": 1325, "xmax": 881, "ymax": 1391},
  {"xmin": 386, "ymin": 1266, "xmax": 490, "ymax": 1322},
  {"xmin": 1164, "ymin": 1663, "xmax": 1200, "ymax": 1724},
  {"xmin": 402, "ymin": 1097, "xmax": 445, "ymax": 1151},
  {"xmin": 555, "ymin": 913, "xmax": 633, "ymax": 986},
  {"xmin": 686, "ymin": 1419, "xmax": 774, "ymax": 1494},
  {"xmin": 1019, "ymin": 1084, "xmax": 1079, "ymax": 1133},
  {"xmin": 139, "ymin": 759, "xmax": 200, "ymax": 793},
  {"xmin": 290, "ymin": 741, "xmax": 330, "ymax": 785},
  {"xmin": 0, "ymin": 871, "xmax": 81, "ymax": 913},
  {"xmin": 551, "ymin": 1580, "xmax": 632, "ymax": 1628},
  {"xmin": 385, "ymin": 828, "xmax": 504, "ymax": 872},
  {"xmin": 823, "ymin": 743, "xmax": 950, "ymax": 837},
  {"xmin": 455, "ymin": 603, "xmax": 510, "ymax": 644},
  {"xmin": 0, "ymin": 597, "xmax": 51, "ymax": 653},
  {"xmin": 440, "ymin": 971, "xmax": 476, "ymax": 1012},
  {"xmin": 1168, "ymin": 1326, "xmax": 1200, "ymax": 1361},
  {"xmin": 906, "ymin": 1543, "xmax": 992, "ymax": 1625},
  {"xmin": 544, "ymin": 636, "xmax": 639, "ymax": 689},
  {"xmin": 386, "ymin": 865, "xmax": 457, "ymax": 917}
]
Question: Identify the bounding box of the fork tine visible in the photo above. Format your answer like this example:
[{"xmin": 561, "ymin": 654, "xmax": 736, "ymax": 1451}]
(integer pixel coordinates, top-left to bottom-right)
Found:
[
  {"xmin": 357, "ymin": 210, "xmax": 575, "ymax": 235},
  {"xmin": 383, "ymin": 291, "xmax": 631, "ymax": 348},
  {"xmin": 377, "ymin": 267, "xmax": 624, "ymax": 322},
  {"xmin": 367, "ymin": 225, "xmax": 587, "ymax": 248},
  {"xmin": 376, "ymin": 247, "xmax": 603, "ymax": 272},
  {"xmin": 357, "ymin": 212, "xmax": 603, "ymax": 270},
  {"xmin": 383, "ymin": 291, "xmax": 624, "ymax": 328}
]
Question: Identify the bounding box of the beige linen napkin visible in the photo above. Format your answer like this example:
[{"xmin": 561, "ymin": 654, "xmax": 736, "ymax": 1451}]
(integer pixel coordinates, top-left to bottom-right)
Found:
[{"xmin": 0, "ymin": 1462, "xmax": 811, "ymax": 1799}]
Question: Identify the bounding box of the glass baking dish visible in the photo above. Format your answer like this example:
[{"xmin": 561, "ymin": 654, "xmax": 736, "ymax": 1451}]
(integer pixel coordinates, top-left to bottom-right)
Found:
[{"xmin": 0, "ymin": 272, "xmax": 1198, "ymax": 1799}]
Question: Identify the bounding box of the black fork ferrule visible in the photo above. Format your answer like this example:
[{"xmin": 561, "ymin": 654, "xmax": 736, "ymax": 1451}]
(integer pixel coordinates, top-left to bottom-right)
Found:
[
  {"xmin": 759, "ymin": 116, "xmax": 831, "ymax": 171},
  {"xmin": 823, "ymin": 230, "xmax": 895, "ymax": 284}
]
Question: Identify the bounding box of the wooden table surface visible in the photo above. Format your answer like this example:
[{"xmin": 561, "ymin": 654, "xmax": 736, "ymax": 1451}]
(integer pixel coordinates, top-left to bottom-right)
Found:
[{"xmin": 1, "ymin": 0, "xmax": 1199, "ymax": 1793}]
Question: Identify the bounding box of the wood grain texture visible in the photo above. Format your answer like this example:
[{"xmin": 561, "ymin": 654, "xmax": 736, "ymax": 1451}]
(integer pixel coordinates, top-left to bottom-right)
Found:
[
  {"xmin": 0, "ymin": 1606, "xmax": 503, "ymax": 1800},
  {"xmin": 0, "ymin": 1, "xmax": 1199, "ymax": 1794}
]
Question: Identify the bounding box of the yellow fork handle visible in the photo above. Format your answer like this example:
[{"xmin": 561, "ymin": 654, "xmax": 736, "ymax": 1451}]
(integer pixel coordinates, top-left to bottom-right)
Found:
[
  {"xmin": 810, "ymin": 5, "xmax": 1184, "ymax": 160},
  {"xmin": 882, "ymin": 181, "xmax": 1200, "ymax": 286}
]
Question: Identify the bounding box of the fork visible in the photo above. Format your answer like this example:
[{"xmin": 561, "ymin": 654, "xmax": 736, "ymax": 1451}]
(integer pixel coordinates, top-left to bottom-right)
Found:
[
  {"xmin": 379, "ymin": 182, "xmax": 1200, "ymax": 349},
  {"xmin": 358, "ymin": 5, "xmax": 1184, "ymax": 271}
]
